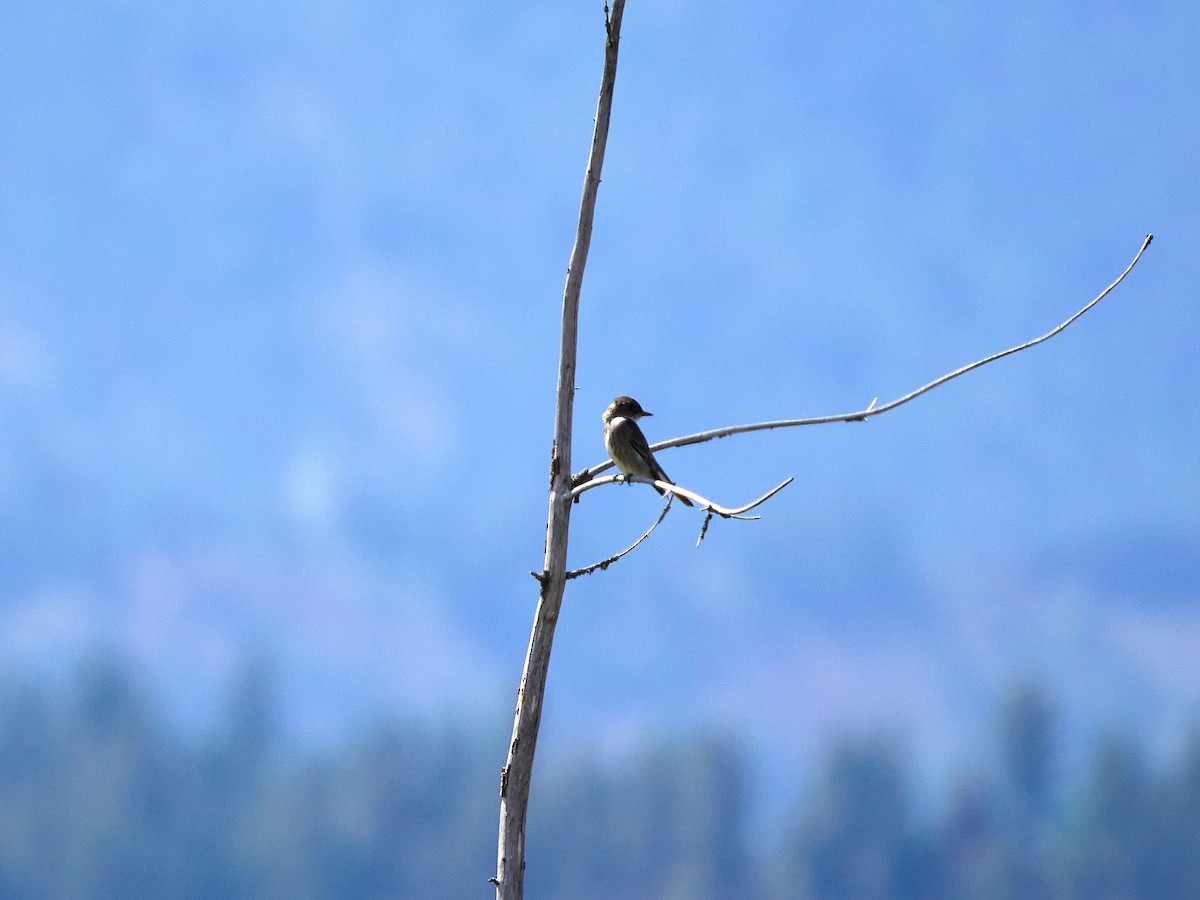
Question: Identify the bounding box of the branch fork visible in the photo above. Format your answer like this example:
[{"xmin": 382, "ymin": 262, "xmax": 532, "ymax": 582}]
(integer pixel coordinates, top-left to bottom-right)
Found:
[{"xmin": 570, "ymin": 472, "xmax": 793, "ymax": 517}]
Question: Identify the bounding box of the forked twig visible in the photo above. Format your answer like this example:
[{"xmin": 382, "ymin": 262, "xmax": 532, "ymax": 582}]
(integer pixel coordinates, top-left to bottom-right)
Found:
[
  {"xmin": 571, "ymin": 473, "xmax": 794, "ymax": 517},
  {"xmin": 567, "ymin": 474, "xmax": 794, "ymax": 570}
]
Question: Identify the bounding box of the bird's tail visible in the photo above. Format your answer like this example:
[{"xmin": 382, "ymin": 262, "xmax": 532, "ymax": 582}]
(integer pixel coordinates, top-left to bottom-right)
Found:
[{"xmin": 656, "ymin": 481, "xmax": 694, "ymax": 507}]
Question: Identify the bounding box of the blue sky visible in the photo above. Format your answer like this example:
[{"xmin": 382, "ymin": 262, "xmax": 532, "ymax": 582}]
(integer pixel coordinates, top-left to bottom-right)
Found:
[{"xmin": 1, "ymin": 0, "xmax": 1198, "ymax": 780}]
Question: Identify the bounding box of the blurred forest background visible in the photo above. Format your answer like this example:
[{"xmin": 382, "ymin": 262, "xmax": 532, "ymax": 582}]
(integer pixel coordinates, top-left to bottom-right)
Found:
[{"xmin": 1, "ymin": 658, "xmax": 1197, "ymax": 899}]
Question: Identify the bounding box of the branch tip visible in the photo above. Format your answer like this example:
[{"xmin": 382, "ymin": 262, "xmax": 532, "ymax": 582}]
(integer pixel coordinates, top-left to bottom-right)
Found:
[{"xmin": 578, "ymin": 235, "xmax": 1155, "ymax": 452}]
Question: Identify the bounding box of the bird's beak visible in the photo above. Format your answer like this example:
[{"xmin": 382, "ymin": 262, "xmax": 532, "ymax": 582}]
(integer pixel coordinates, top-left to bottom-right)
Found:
[{"xmin": 641, "ymin": 411, "xmax": 653, "ymax": 417}]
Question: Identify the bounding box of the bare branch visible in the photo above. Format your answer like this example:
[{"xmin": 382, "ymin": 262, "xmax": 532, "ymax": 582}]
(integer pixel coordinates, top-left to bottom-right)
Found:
[
  {"xmin": 563, "ymin": 475, "xmax": 791, "ymax": 574},
  {"xmin": 565, "ymin": 498, "xmax": 674, "ymax": 580},
  {"xmin": 572, "ymin": 234, "xmax": 1153, "ymax": 485},
  {"xmin": 572, "ymin": 473, "xmax": 794, "ymax": 518}
]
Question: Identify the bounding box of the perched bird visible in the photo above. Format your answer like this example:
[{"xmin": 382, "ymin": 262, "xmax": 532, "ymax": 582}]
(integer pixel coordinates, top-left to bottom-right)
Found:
[{"xmin": 602, "ymin": 395, "xmax": 693, "ymax": 506}]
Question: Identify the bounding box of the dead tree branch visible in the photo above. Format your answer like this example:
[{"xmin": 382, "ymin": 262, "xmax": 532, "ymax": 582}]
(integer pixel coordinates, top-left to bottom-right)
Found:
[
  {"xmin": 571, "ymin": 233, "xmax": 1153, "ymax": 487},
  {"xmin": 563, "ymin": 474, "xmax": 793, "ymax": 575},
  {"xmin": 571, "ymin": 472, "xmax": 794, "ymax": 517},
  {"xmin": 493, "ymin": 3, "xmax": 626, "ymax": 898}
]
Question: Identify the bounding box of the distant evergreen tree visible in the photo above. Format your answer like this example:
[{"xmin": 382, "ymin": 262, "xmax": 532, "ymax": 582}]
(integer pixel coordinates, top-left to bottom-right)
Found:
[
  {"xmin": 768, "ymin": 736, "xmax": 927, "ymax": 900},
  {"xmin": 1154, "ymin": 730, "xmax": 1200, "ymax": 898},
  {"xmin": 317, "ymin": 723, "xmax": 496, "ymax": 899},
  {"xmin": 1062, "ymin": 731, "xmax": 1157, "ymax": 900},
  {"xmin": 0, "ymin": 654, "xmax": 202, "ymax": 900},
  {"xmin": 0, "ymin": 680, "xmax": 60, "ymax": 899},
  {"xmin": 994, "ymin": 682, "xmax": 1059, "ymax": 899},
  {"xmin": 527, "ymin": 734, "xmax": 756, "ymax": 900},
  {"xmin": 998, "ymin": 683, "xmax": 1058, "ymax": 827}
]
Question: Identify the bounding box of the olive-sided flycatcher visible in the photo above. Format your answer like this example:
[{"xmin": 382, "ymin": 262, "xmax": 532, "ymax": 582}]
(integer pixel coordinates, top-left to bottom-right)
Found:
[{"xmin": 602, "ymin": 395, "xmax": 693, "ymax": 506}]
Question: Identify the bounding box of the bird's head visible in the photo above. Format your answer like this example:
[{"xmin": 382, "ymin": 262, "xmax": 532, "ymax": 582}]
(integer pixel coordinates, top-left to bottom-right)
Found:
[{"xmin": 603, "ymin": 395, "xmax": 652, "ymax": 423}]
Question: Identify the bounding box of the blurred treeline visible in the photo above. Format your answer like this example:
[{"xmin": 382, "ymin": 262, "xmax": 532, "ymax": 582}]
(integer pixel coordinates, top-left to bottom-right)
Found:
[{"xmin": 1, "ymin": 659, "xmax": 1198, "ymax": 899}]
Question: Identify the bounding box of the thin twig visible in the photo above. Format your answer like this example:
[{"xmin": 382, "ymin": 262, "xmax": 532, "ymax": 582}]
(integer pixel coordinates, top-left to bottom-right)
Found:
[
  {"xmin": 572, "ymin": 473, "xmax": 794, "ymax": 517},
  {"xmin": 566, "ymin": 474, "xmax": 792, "ymax": 572},
  {"xmin": 565, "ymin": 499, "xmax": 675, "ymax": 579},
  {"xmin": 571, "ymin": 234, "xmax": 1153, "ymax": 486}
]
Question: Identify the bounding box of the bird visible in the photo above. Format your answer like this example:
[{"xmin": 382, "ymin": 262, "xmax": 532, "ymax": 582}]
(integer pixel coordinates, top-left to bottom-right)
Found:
[{"xmin": 602, "ymin": 395, "xmax": 693, "ymax": 506}]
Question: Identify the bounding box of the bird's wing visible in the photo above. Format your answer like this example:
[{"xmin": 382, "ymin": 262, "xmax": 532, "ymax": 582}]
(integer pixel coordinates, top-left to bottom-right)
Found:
[
  {"xmin": 612, "ymin": 418, "xmax": 692, "ymax": 505},
  {"xmin": 624, "ymin": 420, "xmax": 670, "ymax": 482}
]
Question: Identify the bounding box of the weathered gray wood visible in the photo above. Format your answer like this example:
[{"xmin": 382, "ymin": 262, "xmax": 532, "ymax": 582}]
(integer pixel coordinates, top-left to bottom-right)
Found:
[{"xmin": 493, "ymin": 4, "xmax": 626, "ymax": 898}]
